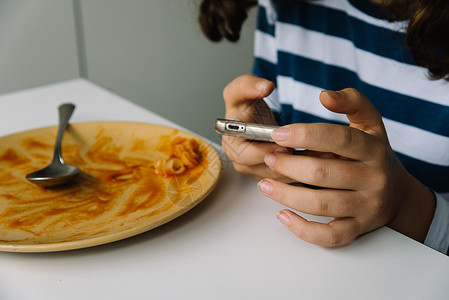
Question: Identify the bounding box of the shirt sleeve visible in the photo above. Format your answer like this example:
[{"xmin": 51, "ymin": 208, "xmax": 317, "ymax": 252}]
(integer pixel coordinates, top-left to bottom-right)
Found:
[{"xmin": 424, "ymin": 191, "xmax": 449, "ymax": 254}]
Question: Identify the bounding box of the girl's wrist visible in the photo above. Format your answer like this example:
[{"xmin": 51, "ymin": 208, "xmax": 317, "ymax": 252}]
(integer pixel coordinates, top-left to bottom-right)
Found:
[{"xmin": 387, "ymin": 174, "xmax": 436, "ymax": 243}]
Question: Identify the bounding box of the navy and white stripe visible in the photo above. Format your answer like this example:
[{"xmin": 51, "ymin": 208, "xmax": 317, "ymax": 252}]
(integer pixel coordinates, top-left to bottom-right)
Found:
[{"xmin": 253, "ymin": 0, "xmax": 449, "ymax": 253}]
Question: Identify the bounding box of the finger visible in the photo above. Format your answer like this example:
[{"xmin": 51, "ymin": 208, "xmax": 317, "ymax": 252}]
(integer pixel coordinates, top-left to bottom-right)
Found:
[
  {"xmin": 258, "ymin": 179, "xmax": 363, "ymax": 217},
  {"xmin": 222, "ymin": 135, "xmax": 290, "ymax": 166},
  {"xmin": 278, "ymin": 210, "xmax": 361, "ymax": 247},
  {"xmin": 296, "ymin": 150, "xmax": 340, "ymax": 159},
  {"xmin": 233, "ymin": 162, "xmax": 293, "ymax": 182},
  {"xmin": 320, "ymin": 89, "xmax": 387, "ymax": 138},
  {"xmin": 272, "ymin": 123, "xmax": 385, "ymax": 162},
  {"xmin": 223, "ymin": 74, "xmax": 274, "ymax": 111},
  {"xmin": 264, "ymin": 153, "xmax": 369, "ymax": 189}
]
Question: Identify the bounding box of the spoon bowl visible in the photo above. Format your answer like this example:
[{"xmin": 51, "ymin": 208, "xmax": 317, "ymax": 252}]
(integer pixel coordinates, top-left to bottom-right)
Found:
[
  {"xmin": 26, "ymin": 161, "xmax": 80, "ymax": 188},
  {"xmin": 26, "ymin": 103, "xmax": 80, "ymax": 188}
]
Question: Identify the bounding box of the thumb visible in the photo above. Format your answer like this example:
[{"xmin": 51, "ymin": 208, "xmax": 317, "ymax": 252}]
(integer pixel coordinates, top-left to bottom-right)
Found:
[
  {"xmin": 223, "ymin": 74, "xmax": 274, "ymax": 111},
  {"xmin": 319, "ymin": 88, "xmax": 387, "ymax": 138}
]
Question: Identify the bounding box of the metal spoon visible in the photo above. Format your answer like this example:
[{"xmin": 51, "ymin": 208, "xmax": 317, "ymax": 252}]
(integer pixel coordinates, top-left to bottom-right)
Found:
[{"xmin": 26, "ymin": 103, "xmax": 80, "ymax": 187}]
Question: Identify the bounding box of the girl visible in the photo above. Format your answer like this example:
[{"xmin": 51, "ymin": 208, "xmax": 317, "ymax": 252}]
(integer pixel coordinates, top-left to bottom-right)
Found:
[{"xmin": 199, "ymin": 0, "xmax": 449, "ymax": 254}]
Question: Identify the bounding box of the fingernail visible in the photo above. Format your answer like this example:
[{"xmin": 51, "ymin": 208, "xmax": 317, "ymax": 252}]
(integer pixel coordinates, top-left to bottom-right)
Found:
[
  {"xmin": 273, "ymin": 146, "xmax": 289, "ymax": 154},
  {"xmin": 277, "ymin": 212, "xmax": 291, "ymax": 226},
  {"xmin": 322, "ymin": 90, "xmax": 342, "ymax": 99},
  {"xmin": 272, "ymin": 128, "xmax": 289, "ymax": 141},
  {"xmin": 264, "ymin": 154, "xmax": 276, "ymax": 167},
  {"xmin": 258, "ymin": 180, "xmax": 273, "ymax": 195},
  {"xmin": 256, "ymin": 80, "xmax": 270, "ymax": 92}
]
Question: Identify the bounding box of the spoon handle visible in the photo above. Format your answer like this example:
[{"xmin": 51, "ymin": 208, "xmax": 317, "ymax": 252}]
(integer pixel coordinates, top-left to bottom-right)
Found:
[{"xmin": 52, "ymin": 103, "xmax": 76, "ymax": 164}]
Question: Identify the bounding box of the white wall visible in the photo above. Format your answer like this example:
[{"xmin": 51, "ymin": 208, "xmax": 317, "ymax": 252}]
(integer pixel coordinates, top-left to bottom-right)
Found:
[
  {"xmin": 0, "ymin": 0, "xmax": 79, "ymax": 94},
  {"xmin": 80, "ymin": 0, "xmax": 256, "ymax": 142},
  {"xmin": 0, "ymin": 0, "xmax": 256, "ymax": 142}
]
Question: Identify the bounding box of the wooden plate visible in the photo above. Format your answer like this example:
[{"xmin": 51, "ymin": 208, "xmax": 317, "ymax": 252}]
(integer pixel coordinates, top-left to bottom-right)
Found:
[{"xmin": 0, "ymin": 122, "xmax": 222, "ymax": 252}]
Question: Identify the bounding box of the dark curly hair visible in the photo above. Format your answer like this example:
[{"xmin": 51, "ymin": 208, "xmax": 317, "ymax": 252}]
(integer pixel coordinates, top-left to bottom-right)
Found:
[
  {"xmin": 384, "ymin": 0, "xmax": 449, "ymax": 80},
  {"xmin": 198, "ymin": 0, "xmax": 449, "ymax": 81},
  {"xmin": 198, "ymin": 0, "xmax": 257, "ymax": 42}
]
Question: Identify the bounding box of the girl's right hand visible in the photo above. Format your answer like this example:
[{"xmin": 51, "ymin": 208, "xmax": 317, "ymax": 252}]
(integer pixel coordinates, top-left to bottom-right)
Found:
[{"xmin": 221, "ymin": 74, "xmax": 291, "ymax": 181}]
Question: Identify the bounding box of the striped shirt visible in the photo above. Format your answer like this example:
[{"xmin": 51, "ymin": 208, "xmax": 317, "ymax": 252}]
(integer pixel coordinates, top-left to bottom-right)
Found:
[{"xmin": 253, "ymin": 0, "xmax": 449, "ymax": 254}]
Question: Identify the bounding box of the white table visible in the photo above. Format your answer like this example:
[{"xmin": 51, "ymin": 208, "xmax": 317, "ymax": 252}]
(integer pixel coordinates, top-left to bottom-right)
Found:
[{"xmin": 0, "ymin": 79, "xmax": 448, "ymax": 300}]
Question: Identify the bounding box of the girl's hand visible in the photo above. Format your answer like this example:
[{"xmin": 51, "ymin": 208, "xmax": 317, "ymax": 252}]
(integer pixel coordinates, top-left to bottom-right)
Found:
[
  {"xmin": 258, "ymin": 89, "xmax": 436, "ymax": 246},
  {"xmin": 221, "ymin": 74, "xmax": 291, "ymax": 181}
]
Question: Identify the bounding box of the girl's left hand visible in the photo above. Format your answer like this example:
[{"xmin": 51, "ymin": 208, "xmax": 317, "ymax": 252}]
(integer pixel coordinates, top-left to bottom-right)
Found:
[{"xmin": 258, "ymin": 88, "xmax": 436, "ymax": 247}]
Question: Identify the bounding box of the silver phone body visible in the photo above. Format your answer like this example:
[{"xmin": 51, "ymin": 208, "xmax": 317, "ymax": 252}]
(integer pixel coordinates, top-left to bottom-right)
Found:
[{"xmin": 215, "ymin": 118, "xmax": 278, "ymax": 142}]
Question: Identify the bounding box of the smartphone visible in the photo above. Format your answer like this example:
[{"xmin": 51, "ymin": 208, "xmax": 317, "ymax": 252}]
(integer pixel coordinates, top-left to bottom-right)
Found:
[{"xmin": 214, "ymin": 118, "xmax": 279, "ymax": 142}]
